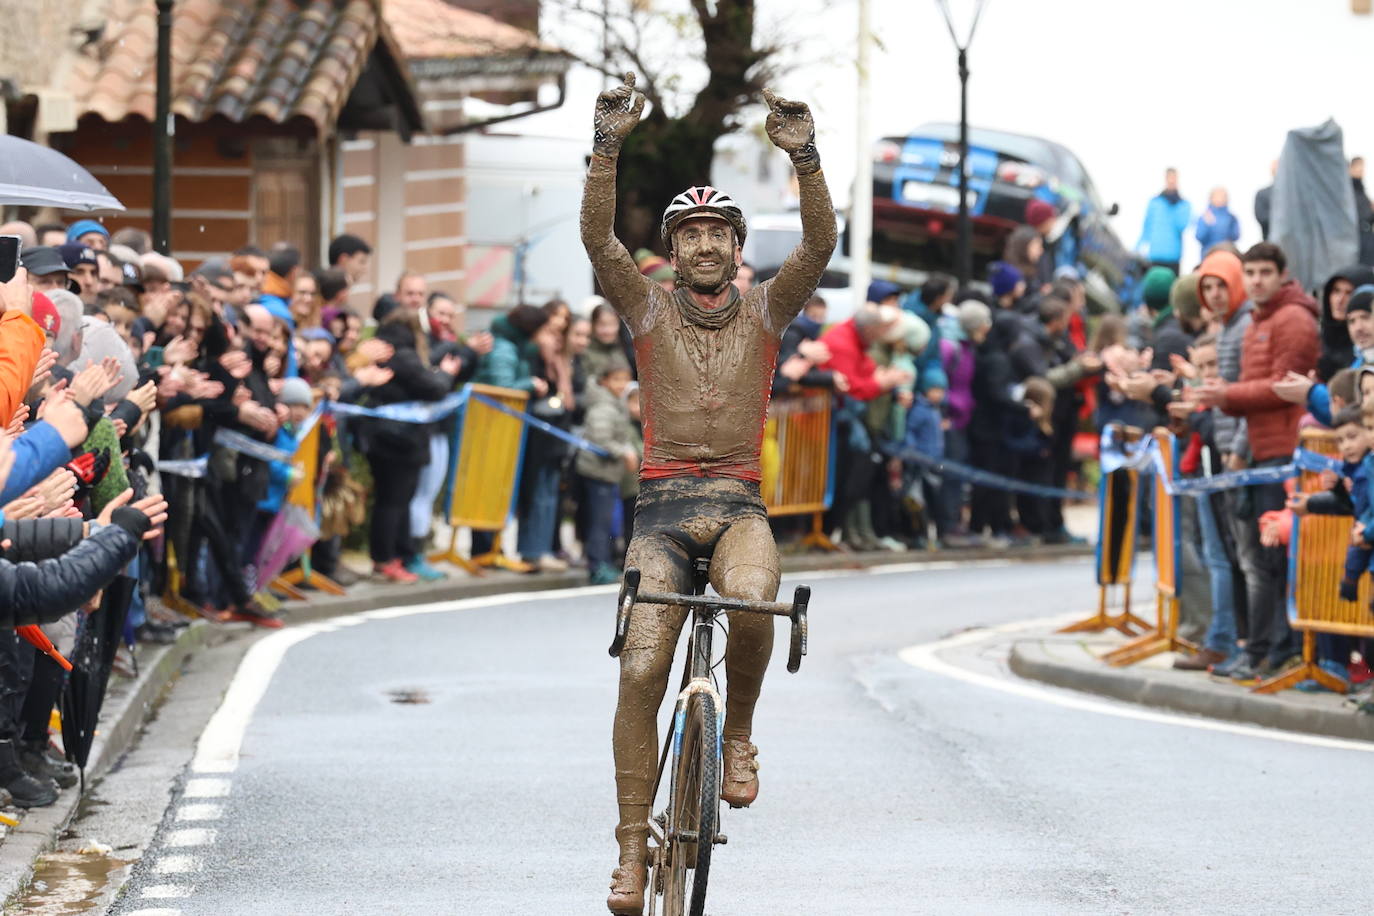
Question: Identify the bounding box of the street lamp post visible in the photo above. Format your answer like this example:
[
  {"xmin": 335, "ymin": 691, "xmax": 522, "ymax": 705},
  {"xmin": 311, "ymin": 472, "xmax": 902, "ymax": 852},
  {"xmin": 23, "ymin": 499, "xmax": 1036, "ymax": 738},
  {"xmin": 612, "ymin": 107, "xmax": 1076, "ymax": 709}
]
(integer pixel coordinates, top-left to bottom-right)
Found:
[
  {"xmin": 936, "ymin": 0, "xmax": 986, "ymax": 289},
  {"xmin": 153, "ymin": 0, "xmax": 174, "ymax": 255}
]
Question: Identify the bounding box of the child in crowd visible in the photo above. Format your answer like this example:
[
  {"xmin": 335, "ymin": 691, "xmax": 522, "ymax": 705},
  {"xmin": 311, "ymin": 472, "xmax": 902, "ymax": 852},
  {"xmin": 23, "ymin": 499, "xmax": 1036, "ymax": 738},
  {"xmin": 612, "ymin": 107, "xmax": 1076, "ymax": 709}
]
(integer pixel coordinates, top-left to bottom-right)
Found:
[
  {"xmin": 575, "ymin": 357, "xmax": 641, "ymax": 585},
  {"xmin": 1290, "ymin": 404, "xmax": 1374, "ymax": 605},
  {"xmin": 1006, "ymin": 377, "xmax": 1056, "ymax": 536}
]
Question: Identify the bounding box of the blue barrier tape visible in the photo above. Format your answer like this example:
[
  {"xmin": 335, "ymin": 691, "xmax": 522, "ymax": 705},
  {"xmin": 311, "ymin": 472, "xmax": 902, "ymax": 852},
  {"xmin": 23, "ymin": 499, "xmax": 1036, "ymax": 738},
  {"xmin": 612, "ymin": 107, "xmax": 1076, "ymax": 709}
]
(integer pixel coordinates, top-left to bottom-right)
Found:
[
  {"xmin": 324, "ymin": 390, "xmax": 469, "ymax": 424},
  {"xmin": 156, "ymin": 456, "xmax": 209, "ymax": 479},
  {"xmin": 1098, "ymin": 427, "xmax": 1345, "ymax": 497},
  {"xmin": 900, "ymin": 448, "xmax": 1088, "ymax": 501}
]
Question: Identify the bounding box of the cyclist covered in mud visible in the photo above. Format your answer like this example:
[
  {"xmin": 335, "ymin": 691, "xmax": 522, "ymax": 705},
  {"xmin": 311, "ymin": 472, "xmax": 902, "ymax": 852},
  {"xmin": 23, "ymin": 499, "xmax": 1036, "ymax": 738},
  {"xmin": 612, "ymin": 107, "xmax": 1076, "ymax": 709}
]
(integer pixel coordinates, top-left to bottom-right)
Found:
[{"xmin": 582, "ymin": 72, "xmax": 836, "ymax": 914}]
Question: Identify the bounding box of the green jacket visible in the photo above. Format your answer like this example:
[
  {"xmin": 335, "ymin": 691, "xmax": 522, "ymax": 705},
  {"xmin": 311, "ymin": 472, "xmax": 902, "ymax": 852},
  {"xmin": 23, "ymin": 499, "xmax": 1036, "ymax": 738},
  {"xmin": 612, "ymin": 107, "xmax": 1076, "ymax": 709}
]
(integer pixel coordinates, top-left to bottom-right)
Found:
[
  {"xmin": 474, "ymin": 314, "xmax": 537, "ymax": 392},
  {"xmin": 575, "ymin": 383, "xmax": 639, "ymax": 483}
]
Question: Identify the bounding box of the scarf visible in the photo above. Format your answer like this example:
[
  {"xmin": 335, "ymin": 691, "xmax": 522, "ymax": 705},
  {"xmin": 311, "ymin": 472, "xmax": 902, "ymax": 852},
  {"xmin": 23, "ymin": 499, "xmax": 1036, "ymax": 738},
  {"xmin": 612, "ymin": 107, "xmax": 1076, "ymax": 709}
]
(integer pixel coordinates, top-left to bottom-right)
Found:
[{"xmin": 675, "ymin": 285, "xmax": 742, "ymax": 330}]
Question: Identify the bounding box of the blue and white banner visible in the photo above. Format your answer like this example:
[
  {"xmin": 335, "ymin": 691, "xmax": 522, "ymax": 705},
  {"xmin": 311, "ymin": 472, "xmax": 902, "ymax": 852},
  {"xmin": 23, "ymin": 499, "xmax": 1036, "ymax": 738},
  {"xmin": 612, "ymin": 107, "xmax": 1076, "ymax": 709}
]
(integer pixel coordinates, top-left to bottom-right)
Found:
[{"xmin": 155, "ymin": 456, "xmax": 209, "ymax": 479}]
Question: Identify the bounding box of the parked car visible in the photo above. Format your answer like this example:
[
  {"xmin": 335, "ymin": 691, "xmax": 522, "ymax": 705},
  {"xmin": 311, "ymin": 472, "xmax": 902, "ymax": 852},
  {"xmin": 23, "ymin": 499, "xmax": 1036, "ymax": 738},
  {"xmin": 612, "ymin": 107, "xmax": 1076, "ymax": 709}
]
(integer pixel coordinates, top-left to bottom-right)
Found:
[{"xmin": 872, "ymin": 122, "xmax": 1142, "ymax": 309}]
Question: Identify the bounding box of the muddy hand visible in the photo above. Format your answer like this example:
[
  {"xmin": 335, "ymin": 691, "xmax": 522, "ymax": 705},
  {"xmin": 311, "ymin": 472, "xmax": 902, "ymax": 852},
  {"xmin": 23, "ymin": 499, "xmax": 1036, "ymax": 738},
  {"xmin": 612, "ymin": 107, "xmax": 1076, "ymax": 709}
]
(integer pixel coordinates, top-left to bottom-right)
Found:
[
  {"xmin": 593, "ymin": 72, "xmax": 645, "ymax": 157},
  {"xmin": 763, "ymin": 89, "xmax": 820, "ymax": 174}
]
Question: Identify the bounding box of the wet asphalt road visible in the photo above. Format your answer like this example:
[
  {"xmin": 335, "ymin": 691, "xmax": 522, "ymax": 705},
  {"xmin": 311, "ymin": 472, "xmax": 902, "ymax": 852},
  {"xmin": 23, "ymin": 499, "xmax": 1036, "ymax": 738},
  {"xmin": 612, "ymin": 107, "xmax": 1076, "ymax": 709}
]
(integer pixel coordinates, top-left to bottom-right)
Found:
[{"xmin": 107, "ymin": 558, "xmax": 1374, "ymax": 914}]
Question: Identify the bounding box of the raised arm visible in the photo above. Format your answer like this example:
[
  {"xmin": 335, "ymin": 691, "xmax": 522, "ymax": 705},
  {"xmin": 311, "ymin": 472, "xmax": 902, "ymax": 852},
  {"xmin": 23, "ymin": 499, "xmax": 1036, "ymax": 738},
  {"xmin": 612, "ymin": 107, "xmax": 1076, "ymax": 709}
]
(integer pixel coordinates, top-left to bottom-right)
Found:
[
  {"xmin": 580, "ymin": 72, "xmax": 653, "ymax": 328},
  {"xmin": 760, "ymin": 90, "xmax": 837, "ymax": 330}
]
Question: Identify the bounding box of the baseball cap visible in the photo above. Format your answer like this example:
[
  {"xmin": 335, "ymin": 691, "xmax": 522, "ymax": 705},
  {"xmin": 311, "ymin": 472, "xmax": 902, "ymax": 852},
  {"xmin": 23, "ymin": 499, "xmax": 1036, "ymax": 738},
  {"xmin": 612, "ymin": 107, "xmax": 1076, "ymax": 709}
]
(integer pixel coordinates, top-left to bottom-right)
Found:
[
  {"xmin": 30, "ymin": 291, "xmax": 60, "ymax": 338},
  {"xmin": 21, "ymin": 246, "xmax": 69, "ymax": 277},
  {"xmin": 58, "ymin": 243, "xmax": 98, "ymax": 269}
]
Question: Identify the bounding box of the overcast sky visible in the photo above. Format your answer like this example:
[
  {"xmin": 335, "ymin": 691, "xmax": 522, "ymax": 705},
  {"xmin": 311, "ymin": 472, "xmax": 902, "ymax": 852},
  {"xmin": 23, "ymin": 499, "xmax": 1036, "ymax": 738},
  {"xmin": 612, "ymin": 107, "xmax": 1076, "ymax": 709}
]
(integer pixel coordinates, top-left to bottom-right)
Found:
[{"xmin": 533, "ymin": 0, "xmax": 1374, "ymax": 271}]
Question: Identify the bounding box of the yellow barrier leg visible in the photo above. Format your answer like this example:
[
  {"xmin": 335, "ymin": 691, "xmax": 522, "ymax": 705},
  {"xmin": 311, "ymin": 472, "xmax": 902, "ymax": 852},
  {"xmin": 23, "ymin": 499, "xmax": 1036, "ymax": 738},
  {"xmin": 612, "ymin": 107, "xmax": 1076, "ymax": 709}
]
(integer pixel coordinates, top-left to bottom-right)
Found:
[
  {"xmin": 269, "ymin": 577, "xmax": 309, "ymax": 602},
  {"xmin": 429, "ymin": 527, "xmax": 483, "ymax": 576},
  {"xmin": 474, "ymin": 532, "xmax": 535, "ymax": 574},
  {"xmin": 1058, "ymin": 584, "xmax": 1151, "ymax": 636},
  {"xmin": 798, "ymin": 512, "xmax": 839, "ymax": 552},
  {"xmin": 1101, "ymin": 594, "xmax": 1198, "ymax": 667},
  {"xmin": 1253, "ymin": 630, "xmax": 1348, "ymax": 695}
]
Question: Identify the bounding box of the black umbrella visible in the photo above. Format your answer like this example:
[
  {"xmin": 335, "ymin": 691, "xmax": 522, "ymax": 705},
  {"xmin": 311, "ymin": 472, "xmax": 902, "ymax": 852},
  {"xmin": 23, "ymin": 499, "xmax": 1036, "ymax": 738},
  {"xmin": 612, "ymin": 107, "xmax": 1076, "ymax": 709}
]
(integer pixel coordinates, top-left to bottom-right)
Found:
[
  {"xmin": 61, "ymin": 575, "xmax": 136, "ymax": 790},
  {"xmin": 0, "ymin": 136, "xmax": 124, "ymax": 212}
]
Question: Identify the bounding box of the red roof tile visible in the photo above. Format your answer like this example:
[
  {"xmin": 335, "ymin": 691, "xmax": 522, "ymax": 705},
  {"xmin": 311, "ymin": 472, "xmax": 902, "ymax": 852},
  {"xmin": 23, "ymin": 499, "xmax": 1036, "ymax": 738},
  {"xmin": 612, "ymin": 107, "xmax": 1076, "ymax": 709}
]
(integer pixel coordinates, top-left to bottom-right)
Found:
[
  {"xmin": 381, "ymin": 0, "xmax": 553, "ymax": 60},
  {"xmin": 66, "ymin": 0, "xmax": 399, "ymax": 133}
]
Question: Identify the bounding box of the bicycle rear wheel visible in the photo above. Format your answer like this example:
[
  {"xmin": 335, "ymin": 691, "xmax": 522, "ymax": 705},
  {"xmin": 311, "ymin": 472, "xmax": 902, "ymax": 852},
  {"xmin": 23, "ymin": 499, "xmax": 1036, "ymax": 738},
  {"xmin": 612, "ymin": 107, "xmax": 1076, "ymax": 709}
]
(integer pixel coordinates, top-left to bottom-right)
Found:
[{"xmin": 661, "ymin": 690, "xmax": 719, "ymax": 916}]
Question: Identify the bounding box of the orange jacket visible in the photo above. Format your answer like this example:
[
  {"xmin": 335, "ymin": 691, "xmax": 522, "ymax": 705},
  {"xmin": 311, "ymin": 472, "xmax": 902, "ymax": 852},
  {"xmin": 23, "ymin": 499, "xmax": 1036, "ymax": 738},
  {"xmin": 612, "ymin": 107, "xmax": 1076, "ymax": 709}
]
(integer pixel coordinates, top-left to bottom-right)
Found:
[{"xmin": 0, "ymin": 310, "xmax": 44, "ymax": 425}]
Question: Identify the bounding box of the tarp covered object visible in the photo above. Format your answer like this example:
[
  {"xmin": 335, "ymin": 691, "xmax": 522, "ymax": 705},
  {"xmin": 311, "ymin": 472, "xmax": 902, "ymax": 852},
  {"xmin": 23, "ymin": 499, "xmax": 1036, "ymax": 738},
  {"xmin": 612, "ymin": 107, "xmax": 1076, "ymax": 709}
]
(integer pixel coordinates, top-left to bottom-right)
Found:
[{"xmin": 1271, "ymin": 119, "xmax": 1358, "ymax": 291}]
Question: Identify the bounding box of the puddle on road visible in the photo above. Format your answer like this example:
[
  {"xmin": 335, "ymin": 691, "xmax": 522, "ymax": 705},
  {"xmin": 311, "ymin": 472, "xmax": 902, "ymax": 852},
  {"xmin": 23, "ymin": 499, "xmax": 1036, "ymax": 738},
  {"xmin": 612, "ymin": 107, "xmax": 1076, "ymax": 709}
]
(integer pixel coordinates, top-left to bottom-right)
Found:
[
  {"xmin": 5, "ymin": 851, "xmax": 130, "ymax": 914},
  {"xmin": 386, "ymin": 687, "xmax": 431, "ymax": 705}
]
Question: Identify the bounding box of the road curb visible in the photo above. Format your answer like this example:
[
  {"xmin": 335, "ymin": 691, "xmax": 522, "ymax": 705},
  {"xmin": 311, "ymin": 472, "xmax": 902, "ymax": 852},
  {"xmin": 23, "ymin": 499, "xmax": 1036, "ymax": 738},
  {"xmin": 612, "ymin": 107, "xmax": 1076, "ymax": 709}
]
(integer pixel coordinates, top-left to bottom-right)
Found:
[
  {"xmin": 1008, "ymin": 640, "xmax": 1374, "ymax": 743},
  {"xmin": 0, "ymin": 618, "xmax": 217, "ymax": 906}
]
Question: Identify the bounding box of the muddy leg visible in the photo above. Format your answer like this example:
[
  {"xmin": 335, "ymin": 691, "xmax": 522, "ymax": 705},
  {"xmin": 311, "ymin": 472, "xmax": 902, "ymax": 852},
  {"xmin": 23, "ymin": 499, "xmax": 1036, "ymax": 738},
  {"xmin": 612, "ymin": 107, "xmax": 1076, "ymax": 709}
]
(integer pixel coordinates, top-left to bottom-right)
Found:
[
  {"xmin": 710, "ymin": 516, "xmax": 781, "ymax": 740},
  {"xmin": 612, "ymin": 534, "xmax": 690, "ymax": 861}
]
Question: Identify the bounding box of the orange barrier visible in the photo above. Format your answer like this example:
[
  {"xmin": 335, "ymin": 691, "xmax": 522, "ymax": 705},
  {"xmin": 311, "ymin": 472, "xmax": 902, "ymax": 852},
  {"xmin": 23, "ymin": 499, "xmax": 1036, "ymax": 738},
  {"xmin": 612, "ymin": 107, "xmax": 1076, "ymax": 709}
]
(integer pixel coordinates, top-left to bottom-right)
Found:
[
  {"xmin": 430, "ymin": 384, "xmax": 531, "ymax": 574},
  {"xmin": 1103, "ymin": 429, "xmax": 1198, "ymax": 666},
  {"xmin": 1060, "ymin": 423, "xmax": 1150, "ymax": 636},
  {"xmin": 761, "ymin": 387, "xmax": 836, "ymax": 551},
  {"xmin": 1255, "ymin": 429, "xmax": 1359, "ymax": 694},
  {"xmin": 272, "ymin": 416, "xmax": 343, "ymax": 599}
]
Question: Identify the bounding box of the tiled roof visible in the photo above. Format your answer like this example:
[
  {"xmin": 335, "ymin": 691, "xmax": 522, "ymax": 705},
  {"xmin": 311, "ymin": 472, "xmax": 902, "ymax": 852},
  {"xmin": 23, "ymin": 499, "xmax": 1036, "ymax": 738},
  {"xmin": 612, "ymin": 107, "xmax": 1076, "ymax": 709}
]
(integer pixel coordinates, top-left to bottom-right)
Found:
[
  {"xmin": 66, "ymin": 0, "xmax": 405, "ymax": 132},
  {"xmin": 381, "ymin": 0, "xmax": 555, "ymax": 61}
]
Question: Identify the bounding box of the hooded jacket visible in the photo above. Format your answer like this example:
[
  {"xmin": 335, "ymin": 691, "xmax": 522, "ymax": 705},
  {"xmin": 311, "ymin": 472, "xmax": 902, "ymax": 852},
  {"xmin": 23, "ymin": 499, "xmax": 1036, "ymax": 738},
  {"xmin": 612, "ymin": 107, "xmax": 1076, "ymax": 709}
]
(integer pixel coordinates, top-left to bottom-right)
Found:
[
  {"xmin": 474, "ymin": 313, "xmax": 538, "ymax": 393},
  {"xmin": 1137, "ymin": 191, "xmax": 1191, "ymax": 264},
  {"xmin": 0, "ymin": 510, "xmax": 146, "ymax": 626},
  {"xmin": 1317, "ymin": 264, "xmax": 1374, "ymax": 381},
  {"xmin": 1220, "ymin": 279, "xmax": 1319, "ymax": 461},
  {"xmin": 575, "ymin": 382, "xmax": 639, "ymax": 483},
  {"xmin": 1197, "ymin": 251, "xmax": 1251, "ymax": 456}
]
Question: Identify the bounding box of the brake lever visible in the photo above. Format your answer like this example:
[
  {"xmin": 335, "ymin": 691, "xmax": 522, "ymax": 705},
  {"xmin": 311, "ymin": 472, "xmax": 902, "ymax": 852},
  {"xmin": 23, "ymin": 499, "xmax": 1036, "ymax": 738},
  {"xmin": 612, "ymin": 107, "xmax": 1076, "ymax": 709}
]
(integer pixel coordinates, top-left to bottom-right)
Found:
[
  {"xmin": 610, "ymin": 567, "xmax": 641, "ymax": 658},
  {"xmin": 787, "ymin": 584, "xmax": 810, "ymax": 673}
]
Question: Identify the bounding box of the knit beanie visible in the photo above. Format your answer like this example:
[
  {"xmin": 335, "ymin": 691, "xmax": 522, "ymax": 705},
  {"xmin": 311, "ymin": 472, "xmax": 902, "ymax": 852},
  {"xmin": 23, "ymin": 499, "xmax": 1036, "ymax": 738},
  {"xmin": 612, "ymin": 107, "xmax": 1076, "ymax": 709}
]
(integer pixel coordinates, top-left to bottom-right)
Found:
[
  {"xmin": 1347, "ymin": 284, "xmax": 1374, "ymax": 316},
  {"xmin": 901, "ymin": 312, "xmax": 931, "ymax": 353},
  {"xmin": 85, "ymin": 417, "xmax": 130, "ymax": 513},
  {"xmin": 1025, "ymin": 199, "xmax": 1055, "ymax": 227},
  {"xmin": 957, "ymin": 300, "xmax": 993, "ymax": 335},
  {"xmin": 1141, "ymin": 266, "xmax": 1177, "ymax": 310},
  {"xmin": 1169, "ymin": 272, "xmax": 1203, "ymax": 325},
  {"xmin": 989, "ymin": 261, "xmax": 1023, "ymax": 299}
]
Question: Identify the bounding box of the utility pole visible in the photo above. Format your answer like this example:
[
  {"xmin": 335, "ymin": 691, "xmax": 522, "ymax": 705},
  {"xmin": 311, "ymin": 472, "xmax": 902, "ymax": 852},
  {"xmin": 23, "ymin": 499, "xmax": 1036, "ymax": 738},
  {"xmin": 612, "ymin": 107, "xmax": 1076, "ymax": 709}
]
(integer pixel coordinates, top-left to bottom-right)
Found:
[
  {"xmin": 153, "ymin": 0, "xmax": 174, "ymax": 255},
  {"xmin": 936, "ymin": 0, "xmax": 986, "ymax": 289},
  {"xmin": 849, "ymin": 0, "xmax": 873, "ymax": 308}
]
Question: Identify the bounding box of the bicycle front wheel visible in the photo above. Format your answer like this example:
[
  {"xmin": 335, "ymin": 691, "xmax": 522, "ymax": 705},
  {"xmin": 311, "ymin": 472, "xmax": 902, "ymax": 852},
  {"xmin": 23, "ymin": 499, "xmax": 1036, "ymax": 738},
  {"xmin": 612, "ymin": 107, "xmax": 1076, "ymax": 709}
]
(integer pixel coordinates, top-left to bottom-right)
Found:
[{"xmin": 662, "ymin": 690, "xmax": 719, "ymax": 916}]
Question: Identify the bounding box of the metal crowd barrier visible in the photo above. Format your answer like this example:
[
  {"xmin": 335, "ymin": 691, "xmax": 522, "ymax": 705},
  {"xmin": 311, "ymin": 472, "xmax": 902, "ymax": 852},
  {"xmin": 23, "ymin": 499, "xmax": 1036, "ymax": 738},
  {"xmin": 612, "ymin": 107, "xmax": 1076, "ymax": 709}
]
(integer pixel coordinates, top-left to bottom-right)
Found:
[
  {"xmin": 1101, "ymin": 429, "xmax": 1197, "ymax": 666},
  {"xmin": 1060, "ymin": 423, "xmax": 1150, "ymax": 635},
  {"xmin": 761, "ymin": 387, "xmax": 836, "ymax": 551},
  {"xmin": 1255, "ymin": 428, "xmax": 1364, "ymax": 694},
  {"xmin": 430, "ymin": 383, "xmax": 531, "ymax": 574}
]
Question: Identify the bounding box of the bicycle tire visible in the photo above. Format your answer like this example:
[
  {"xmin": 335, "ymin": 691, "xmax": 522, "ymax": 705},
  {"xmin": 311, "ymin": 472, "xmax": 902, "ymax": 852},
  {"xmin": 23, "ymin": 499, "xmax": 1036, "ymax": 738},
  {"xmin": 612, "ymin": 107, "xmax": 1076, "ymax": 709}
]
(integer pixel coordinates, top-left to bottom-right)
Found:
[{"xmin": 662, "ymin": 691, "xmax": 718, "ymax": 916}]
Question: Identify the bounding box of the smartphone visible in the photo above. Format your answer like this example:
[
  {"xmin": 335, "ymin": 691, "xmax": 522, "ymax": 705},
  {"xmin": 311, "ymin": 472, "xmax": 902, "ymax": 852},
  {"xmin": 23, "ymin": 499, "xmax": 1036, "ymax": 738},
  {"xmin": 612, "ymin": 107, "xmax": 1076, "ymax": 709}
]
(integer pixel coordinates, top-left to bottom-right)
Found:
[
  {"xmin": 145, "ymin": 346, "xmax": 165, "ymax": 369},
  {"xmin": 0, "ymin": 235, "xmax": 19, "ymax": 283}
]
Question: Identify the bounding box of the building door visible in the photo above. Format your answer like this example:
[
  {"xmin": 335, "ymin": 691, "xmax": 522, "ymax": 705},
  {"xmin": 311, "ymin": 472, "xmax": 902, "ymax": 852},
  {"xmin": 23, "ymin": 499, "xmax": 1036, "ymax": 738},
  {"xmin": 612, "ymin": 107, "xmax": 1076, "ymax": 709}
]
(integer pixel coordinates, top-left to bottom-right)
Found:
[{"xmin": 252, "ymin": 138, "xmax": 320, "ymax": 258}]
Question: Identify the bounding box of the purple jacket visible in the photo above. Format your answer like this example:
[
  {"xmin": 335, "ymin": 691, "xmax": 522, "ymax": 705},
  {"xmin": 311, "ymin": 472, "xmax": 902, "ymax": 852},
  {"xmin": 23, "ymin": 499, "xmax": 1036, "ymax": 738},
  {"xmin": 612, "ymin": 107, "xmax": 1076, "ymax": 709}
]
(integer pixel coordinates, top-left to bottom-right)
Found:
[{"xmin": 940, "ymin": 337, "xmax": 977, "ymax": 430}]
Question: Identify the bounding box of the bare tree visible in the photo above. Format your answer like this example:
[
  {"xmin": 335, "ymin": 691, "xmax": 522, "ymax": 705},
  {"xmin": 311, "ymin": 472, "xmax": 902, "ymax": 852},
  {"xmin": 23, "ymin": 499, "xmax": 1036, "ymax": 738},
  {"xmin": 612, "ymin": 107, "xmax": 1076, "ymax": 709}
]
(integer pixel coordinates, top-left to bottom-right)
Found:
[{"xmin": 558, "ymin": 0, "xmax": 791, "ymax": 254}]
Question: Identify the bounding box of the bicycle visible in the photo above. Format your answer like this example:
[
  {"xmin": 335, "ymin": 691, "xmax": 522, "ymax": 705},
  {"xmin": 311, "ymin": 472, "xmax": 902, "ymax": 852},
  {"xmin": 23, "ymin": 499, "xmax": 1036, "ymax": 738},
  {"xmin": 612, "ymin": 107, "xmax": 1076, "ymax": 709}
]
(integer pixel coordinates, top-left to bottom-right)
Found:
[{"xmin": 609, "ymin": 558, "xmax": 810, "ymax": 916}]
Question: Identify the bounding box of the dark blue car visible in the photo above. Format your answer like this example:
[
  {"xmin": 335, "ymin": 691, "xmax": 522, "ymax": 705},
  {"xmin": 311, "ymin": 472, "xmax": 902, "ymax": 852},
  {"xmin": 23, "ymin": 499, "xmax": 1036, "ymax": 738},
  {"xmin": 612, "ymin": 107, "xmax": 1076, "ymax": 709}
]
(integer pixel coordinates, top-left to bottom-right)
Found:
[{"xmin": 872, "ymin": 122, "xmax": 1141, "ymax": 308}]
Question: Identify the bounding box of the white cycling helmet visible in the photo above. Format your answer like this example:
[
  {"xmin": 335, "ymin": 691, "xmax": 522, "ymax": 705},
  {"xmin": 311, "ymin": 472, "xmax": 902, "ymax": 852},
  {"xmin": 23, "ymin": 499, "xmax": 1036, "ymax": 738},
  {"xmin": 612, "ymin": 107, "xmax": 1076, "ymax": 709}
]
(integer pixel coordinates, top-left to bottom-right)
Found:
[{"xmin": 661, "ymin": 186, "xmax": 747, "ymax": 252}]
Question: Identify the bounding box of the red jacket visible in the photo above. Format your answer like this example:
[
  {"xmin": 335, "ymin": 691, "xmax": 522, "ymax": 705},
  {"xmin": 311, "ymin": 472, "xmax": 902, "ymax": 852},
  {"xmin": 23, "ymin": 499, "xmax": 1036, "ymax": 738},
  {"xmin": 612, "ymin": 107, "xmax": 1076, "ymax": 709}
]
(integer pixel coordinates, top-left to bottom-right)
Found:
[
  {"xmin": 819, "ymin": 318, "xmax": 880, "ymax": 401},
  {"xmin": 1221, "ymin": 279, "xmax": 1319, "ymax": 460}
]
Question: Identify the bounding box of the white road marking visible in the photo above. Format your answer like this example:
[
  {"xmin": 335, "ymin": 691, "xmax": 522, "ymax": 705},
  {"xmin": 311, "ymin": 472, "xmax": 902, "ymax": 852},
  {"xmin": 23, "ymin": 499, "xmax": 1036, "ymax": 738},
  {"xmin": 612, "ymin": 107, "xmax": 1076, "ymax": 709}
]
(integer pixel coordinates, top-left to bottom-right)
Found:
[
  {"xmin": 153, "ymin": 855, "xmax": 199, "ymax": 875},
  {"xmin": 175, "ymin": 803, "xmax": 223, "ymax": 822},
  {"xmin": 141, "ymin": 885, "xmax": 193, "ymax": 898},
  {"xmin": 126, "ymin": 909, "xmax": 182, "ymax": 916},
  {"xmin": 182, "ymin": 778, "xmax": 230, "ymax": 798},
  {"xmin": 898, "ymin": 614, "xmax": 1374, "ymax": 754},
  {"xmin": 163, "ymin": 828, "xmax": 216, "ymax": 848}
]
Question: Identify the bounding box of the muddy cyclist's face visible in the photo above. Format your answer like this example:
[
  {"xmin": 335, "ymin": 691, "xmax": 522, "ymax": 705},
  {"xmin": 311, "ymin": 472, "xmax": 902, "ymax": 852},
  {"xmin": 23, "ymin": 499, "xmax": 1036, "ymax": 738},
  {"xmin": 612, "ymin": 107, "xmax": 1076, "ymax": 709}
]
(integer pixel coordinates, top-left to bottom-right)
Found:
[{"xmin": 671, "ymin": 218, "xmax": 740, "ymax": 294}]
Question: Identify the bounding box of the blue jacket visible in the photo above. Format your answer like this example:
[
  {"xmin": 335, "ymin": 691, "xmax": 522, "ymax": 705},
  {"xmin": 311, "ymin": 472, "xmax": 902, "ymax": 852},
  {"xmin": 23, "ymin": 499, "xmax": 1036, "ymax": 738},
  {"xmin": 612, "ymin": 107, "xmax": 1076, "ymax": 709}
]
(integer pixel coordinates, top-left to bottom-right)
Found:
[
  {"xmin": 0, "ymin": 422, "xmax": 71, "ymax": 504},
  {"xmin": 902, "ymin": 394, "xmax": 944, "ymax": 459},
  {"xmin": 256, "ymin": 424, "xmax": 301, "ymax": 515},
  {"xmin": 1307, "ymin": 351, "xmax": 1367, "ymax": 427},
  {"xmin": 1195, "ymin": 204, "xmax": 1241, "ymax": 254},
  {"xmin": 1137, "ymin": 193, "xmax": 1191, "ymax": 263}
]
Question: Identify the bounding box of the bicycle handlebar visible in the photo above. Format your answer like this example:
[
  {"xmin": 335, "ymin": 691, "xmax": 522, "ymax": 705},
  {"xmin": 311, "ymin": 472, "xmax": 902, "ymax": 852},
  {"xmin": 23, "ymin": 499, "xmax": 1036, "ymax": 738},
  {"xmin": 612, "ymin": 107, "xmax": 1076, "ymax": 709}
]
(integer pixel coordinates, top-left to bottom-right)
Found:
[{"xmin": 608, "ymin": 567, "xmax": 810, "ymax": 673}]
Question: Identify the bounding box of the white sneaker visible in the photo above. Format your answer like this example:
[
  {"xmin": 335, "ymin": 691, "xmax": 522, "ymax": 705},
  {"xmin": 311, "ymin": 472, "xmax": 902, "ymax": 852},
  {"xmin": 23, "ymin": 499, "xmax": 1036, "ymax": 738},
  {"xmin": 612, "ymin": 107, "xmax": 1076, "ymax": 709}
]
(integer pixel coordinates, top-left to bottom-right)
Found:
[
  {"xmin": 877, "ymin": 536, "xmax": 907, "ymax": 552},
  {"xmin": 538, "ymin": 554, "xmax": 570, "ymax": 572}
]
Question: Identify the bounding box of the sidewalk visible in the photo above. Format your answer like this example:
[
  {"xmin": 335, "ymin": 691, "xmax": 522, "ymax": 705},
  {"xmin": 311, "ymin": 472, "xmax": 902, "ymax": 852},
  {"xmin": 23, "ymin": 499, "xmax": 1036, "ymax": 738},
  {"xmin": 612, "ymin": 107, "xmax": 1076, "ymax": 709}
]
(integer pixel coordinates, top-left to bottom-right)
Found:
[
  {"xmin": 0, "ymin": 538, "xmax": 1093, "ymax": 906},
  {"xmin": 1010, "ymin": 628, "xmax": 1374, "ymax": 743}
]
